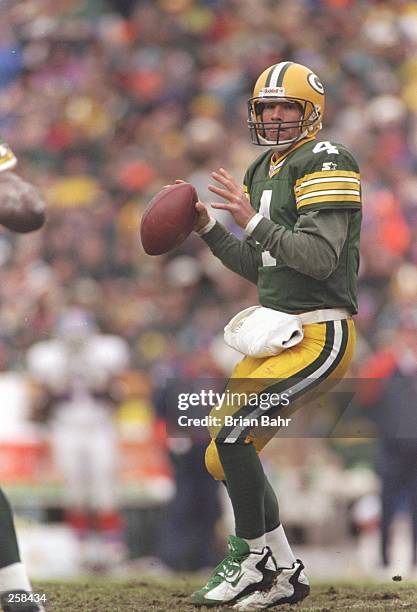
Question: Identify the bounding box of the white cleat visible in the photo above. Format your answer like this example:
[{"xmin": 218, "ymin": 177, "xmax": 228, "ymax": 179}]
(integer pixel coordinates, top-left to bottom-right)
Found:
[
  {"xmin": 234, "ymin": 559, "xmax": 310, "ymax": 610},
  {"xmin": 190, "ymin": 535, "xmax": 278, "ymax": 606}
]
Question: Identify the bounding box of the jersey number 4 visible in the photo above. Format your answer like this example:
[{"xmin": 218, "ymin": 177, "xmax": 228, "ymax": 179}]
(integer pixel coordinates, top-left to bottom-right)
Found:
[
  {"xmin": 312, "ymin": 141, "xmax": 339, "ymax": 155},
  {"xmin": 259, "ymin": 190, "xmax": 276, "ymax": 266}
]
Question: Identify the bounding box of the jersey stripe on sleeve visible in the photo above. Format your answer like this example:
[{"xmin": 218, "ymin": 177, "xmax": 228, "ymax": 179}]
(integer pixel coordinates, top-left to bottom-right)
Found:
[{"xmin": 294, "ymin": 169, "xmax": 361, "ymax": 211}]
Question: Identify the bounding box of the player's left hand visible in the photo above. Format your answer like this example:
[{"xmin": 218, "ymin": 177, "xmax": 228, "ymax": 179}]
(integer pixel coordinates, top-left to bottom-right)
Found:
[{"xmin": 208, "ymin": 167, "xmax": 255, "ymax": 228}]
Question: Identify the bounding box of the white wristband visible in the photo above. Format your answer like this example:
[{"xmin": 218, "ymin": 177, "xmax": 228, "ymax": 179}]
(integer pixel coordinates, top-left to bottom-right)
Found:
[
  {"xmin": 196, "ymin": 216, "xmax": 216, "ymax": 235},
  {"xmin": 244, "ymin": 213, "xmax": 263, "ymax": 236}
]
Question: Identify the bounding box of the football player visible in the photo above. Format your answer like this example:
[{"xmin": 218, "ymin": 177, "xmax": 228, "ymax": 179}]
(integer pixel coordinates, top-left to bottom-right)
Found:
[
  {"xmin": 190, "ymin": 61, "xmax": 361, "ymax": 609},
  {"xmin": 0, "ymin": 143, "xmax": 46, "ymax": 612},
  {"xmin": 26, "ymin": 307, "xmax": 130, "ymax": 572}
]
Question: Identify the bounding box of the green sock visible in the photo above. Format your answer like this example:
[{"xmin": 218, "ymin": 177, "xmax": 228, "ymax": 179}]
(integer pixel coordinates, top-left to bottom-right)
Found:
[
  {"xmin": 216, "ymin": 441, "xmax": 266, "ymax": 539},
  {"xmin": 264, "ymin": 476, "xmax": 280, "ymax": 532},
  {"xmin": 0, "ymin": 488, "xmax": 20, "ymax": 568},
  {"xmin": 222, "ymin": 474, "xmax": 279, "ymax": 535}
]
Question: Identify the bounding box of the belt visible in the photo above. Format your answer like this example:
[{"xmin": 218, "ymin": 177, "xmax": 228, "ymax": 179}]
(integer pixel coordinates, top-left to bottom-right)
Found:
[{"xmin": 299, "ymin": 308, "xmax": 351, "ymax": 325}]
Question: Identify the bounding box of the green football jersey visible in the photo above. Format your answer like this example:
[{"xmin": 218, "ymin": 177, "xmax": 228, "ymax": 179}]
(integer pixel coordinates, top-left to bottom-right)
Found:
[{"xmin": 242, "ymin": 138, "xmax": 362, "ymax": 313}]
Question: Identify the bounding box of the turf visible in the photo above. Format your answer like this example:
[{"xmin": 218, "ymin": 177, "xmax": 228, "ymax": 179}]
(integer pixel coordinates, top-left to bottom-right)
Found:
[{"xmin": 33, "ymin": 577, "xmax": 417, "ymax": 611}]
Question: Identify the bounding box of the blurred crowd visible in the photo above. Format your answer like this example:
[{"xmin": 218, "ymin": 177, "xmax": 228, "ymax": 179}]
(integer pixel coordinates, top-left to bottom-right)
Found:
[
  {"xmin": 0, "ymin": 0, "xmax": 413, "ymax": 371},
  {"xmin": 0, "ymin": 0, "xmax": 416, "ymax": 573}
]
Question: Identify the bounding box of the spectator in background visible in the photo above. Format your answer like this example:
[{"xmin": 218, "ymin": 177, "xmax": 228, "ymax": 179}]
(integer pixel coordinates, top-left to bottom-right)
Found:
[
  {"xmin": 154, "ymin": 351, "xmax": 223, "ymax": 573},
  {"xmin": 359, "ymin": 308, "xmax": 417, "ymax": 571},
  {"xmin": 26, "ymin": 307, "xmax": 130, "ymax": 572}
]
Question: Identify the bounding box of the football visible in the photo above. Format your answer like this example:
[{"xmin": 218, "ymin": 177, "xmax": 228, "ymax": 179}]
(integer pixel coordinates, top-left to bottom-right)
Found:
[{"xmin": 140, "ymin": 182, "xmax": 199, "ymax": 255}]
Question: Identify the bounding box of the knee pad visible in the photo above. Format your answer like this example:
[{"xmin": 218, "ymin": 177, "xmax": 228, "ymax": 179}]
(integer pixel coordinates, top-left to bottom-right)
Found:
[{"xmin": 205, "ymin": 440, "xmax": 225, "ymax": 481}]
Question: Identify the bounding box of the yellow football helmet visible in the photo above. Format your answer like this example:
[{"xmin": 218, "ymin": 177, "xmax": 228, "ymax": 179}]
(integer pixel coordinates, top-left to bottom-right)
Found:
[{"xmin": 248, "ymin": 61, "xmax": 325, "ymax": 151}]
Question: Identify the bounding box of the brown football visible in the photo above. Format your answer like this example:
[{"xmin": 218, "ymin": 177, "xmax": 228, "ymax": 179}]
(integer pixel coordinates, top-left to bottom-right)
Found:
[{"xmin": 140, "ymin": 182, "xmax": 199, "ymax": 255}]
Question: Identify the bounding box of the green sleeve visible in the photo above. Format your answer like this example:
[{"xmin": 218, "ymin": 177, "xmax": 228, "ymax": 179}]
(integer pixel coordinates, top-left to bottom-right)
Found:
[
  {"xmin": 251, "ymin": 209, "xmax": 350, "ymax": 280},
  {"xmin": 201, "ymin": 222, "xmax": 262, "ymax": 284},
  {"xmin": 293, "ymin": 145, "xmax": 361, "ymax": 213}
]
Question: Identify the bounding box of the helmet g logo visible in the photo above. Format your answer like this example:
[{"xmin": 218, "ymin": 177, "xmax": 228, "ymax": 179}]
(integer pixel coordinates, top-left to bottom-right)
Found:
[{"xmin": 307, "ymin": 73, "xmax": 324, "ymax": 95}]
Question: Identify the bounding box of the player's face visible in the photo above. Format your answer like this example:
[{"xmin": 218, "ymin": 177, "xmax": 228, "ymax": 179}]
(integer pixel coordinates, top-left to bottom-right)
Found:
[{"xmin": 261, "ymin": 100, "xmax": 303, "ymax": 143}]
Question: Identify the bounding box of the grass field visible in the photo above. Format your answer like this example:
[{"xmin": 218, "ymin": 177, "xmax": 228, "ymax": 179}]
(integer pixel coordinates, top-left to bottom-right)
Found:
[{"xmin": 33, "ymin": 577, "xmax": 417, "ymax": 611}]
